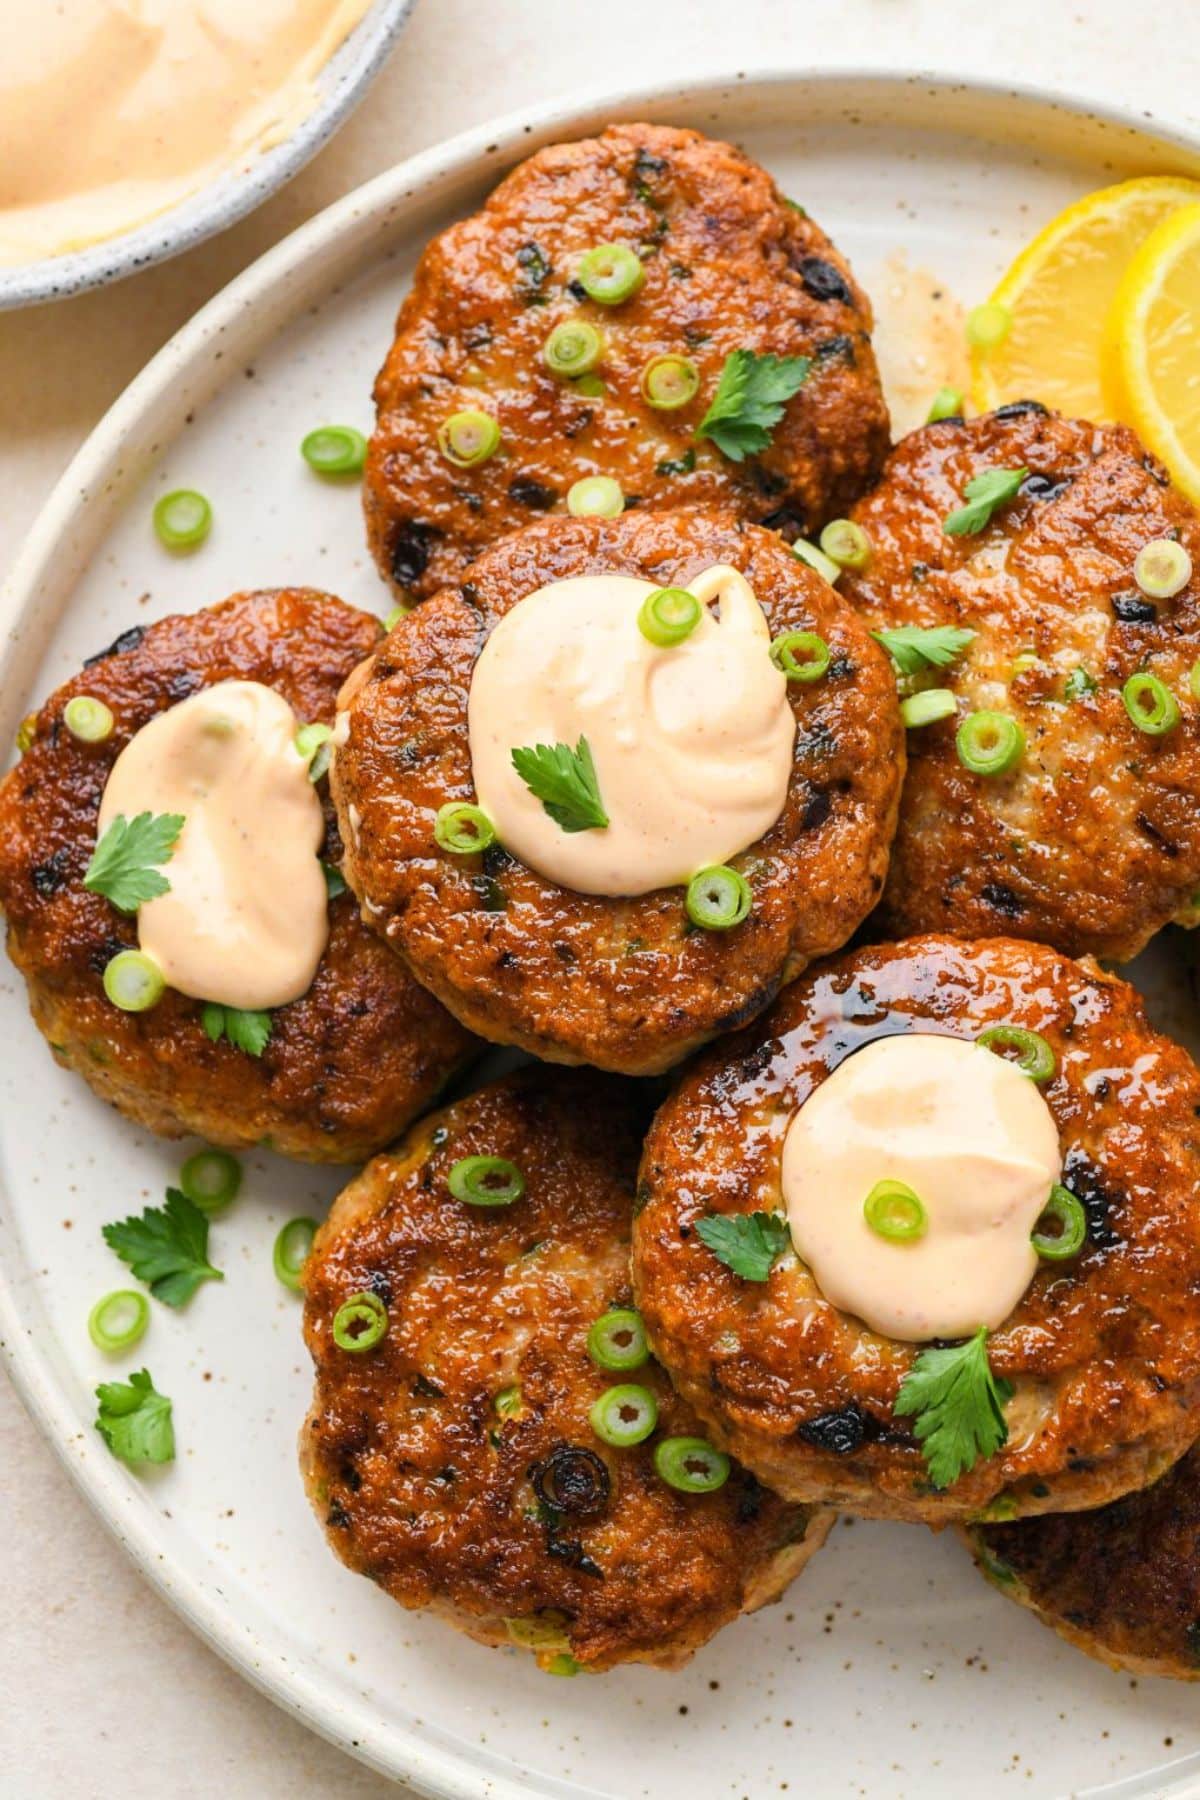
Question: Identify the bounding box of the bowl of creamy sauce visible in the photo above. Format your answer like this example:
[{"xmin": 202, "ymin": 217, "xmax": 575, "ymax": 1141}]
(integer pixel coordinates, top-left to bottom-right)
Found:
[{"xmin": 0, "ymin": 0, "xmax": 415, "ymax": 309}]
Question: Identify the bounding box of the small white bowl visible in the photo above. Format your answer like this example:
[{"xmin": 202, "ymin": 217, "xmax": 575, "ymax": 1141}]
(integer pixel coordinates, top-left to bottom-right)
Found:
[{"xmin": 0, "ymin": 0, "xmax": 415, "ymax": 312}]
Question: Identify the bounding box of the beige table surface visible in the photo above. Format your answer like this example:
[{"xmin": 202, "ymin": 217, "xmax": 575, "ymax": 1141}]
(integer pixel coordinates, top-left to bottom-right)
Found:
[{"xmin": 2, "ymin": 2, "xmax": 1198, "ymax": 1794}]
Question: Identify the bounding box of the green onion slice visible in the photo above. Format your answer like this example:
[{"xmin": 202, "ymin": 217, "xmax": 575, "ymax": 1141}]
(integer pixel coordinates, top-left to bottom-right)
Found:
[
  {"xmin": 332, "ymin": 1291, "xmax": 388, "ymax": 1352},
  {"xmin": 1122, "ymin": 671, "xmax": 1180, "ymax": 736},
  {"xmin": 434, "ymin": 801, "xmax": 496, "ymax": 854},
  {"xmin": 448, "ymin": 1154, "xmax": 525, "ymax": 1207},
  {"xmin": 770, "ymin": 629, "xmax": 831, "ymax": 683},
  {"xmin": 103, "ymin": 949, "xmax": 165, "ymax": 1013},
  {"xmin": 577, "ymin": 243, "xmax": 644, "ymax": 305},
  {"xmin": 383, "ymin": 602, "xmax": 412, "ymax": 631},
  {"xmin": 543, "ymin": 320, "xmax": 604, "ymax": 378},
  {"xmin": 589, "ymin": 1383, "xmax": 659, "ymax": 1448},
  {"xmin": 1133, "ymin": 537, "xmax": 1192, "ymax": 600},
  {"xmin": 179, "ymin": 1148, "xmax": 242, "ymax": 1214},
  {"xmin": 638, "ymin": 586, "xmax": 701, "ymax": 647},
  {"xmin": 901, "ymin": 688, "xmax": 957, "ymax": 729},
  {"xmin": 437, "ymin": 410, "xmax": 500, "ymax": 468},
  {"xmin": 64, "ymin": 696, "xmax": 115, "ymax": 743},
  {"xmin": 863, "ymin": 1179, "xmax": 928, "ymax": 1242},
  {"xmin": 274, "ymin": 1217, "xmax": 318, "ymax": 1292},
  {"xmin": 494, "ymin": 1383, "xmax": 523, "ymax": 1418},
  {"xmin": 654, "ymin": 1435, "xmax": 730, "ymax": 1493},
  {"xmin": 791, "ymin": 539, "xmax": 841, "ymax": 584},
  {"xmin": 566, "ymin": 475, "xmax": 624, "ymax": 518},
  {"xmin": 965, "ymin": 302, "xmax": 1012, "ymax": 350},
  {"xmin": 640, "ymin": 355, "xmax": 700, "ymax": 410},
  {"xmin": 153, "ymin": 489, "xmax": 212, "ymax": 551},
  {"xmin": 1190, "ymin": 658, "xmax": 1200, "ymax": 702},
  {"xmin": 686, "ymin": 865, "xmax": 752, "ymax": 931},
  {"xmin": 956, "ymin": 709, "xmax": 1025, "ymax": 775},
  {"xmin": 926, "ymin": 386, "xmax": 964, "ymax": 423},
  {"xmin": 818, "ymin": 519, "xmax": 872, "ymax": 570},
  {"xmin": 300, "ymin": 426, "xmax": 367, "ymax": 476},
  {"xmin": 295, "ymin": 721, "xmax": 334, "ymax": 783},
  {"xmin": 1031, "ymin": 1185, "xmax": 1087, "ymax": 1262},
  {"xmin": 88, "ymin": 1289, "xmax": 150, "ymax": 1354},
  {"xmin": 587, "ymin": 1308, "xmax": 649, "ymax": 1371},
  {"xmin": 977, "ymin": 1023, "xmax": 1056, "ymax": 1083}
]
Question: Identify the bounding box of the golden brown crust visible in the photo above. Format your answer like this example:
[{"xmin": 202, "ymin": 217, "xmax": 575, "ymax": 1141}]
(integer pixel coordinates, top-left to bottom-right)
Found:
[
  {"xmin": 632, "ymin": 934, "xmax": 1200, "ymax": 1523},
  {"xmin": 964, "ymin": 1437, "xmax": 1200, "ymax": 1680},
  {"xmin": 842, "ymin": 406, "xmax": 1200, "ymax": 961},
  {"xmin": 364, "ymin": 121, "xmax": 889, "ymax": 600},
  {"xmin": 300, "ymin": 1068, "xmax": 832, "ymax": 1672},
  {"xmin": 332, "ymin": 507, "xmax": 906, "ymax": 1074},
  {"xmin": 0, "ymin": 590, "xmax": 478, "ymax": 1162}
]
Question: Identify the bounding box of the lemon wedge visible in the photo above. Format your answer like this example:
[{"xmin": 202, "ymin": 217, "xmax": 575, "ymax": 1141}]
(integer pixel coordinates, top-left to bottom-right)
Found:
[
  {"xmin": 1103, "ymin": 202, "xmax": 1200, "ymax": 505},
  {"xmin": 970, "ymin": 175, "xmax": 1200, "ymax": 421}
]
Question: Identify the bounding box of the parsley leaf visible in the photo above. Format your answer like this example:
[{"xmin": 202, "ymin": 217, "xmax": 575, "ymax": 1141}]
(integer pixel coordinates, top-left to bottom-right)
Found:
[
  {"xmin": 511, "ymin": 736, "xmax": 609, "ymax": 834},
  {"xmin": 102, "ymin": 1188, "xmax": 223, "ymax": 1307},
  {"xmin": 872, "ymin": 624, "xmax": 977, "ymax": 676},
  {"xmin": 201, "ymin": 1002, "xmax": 273, "ymax": 1057},
  {"xmin": 83, "ymin": 811, "xmax": 185, "ymax": 913},
  {"xmin": 695, "ymin": 1210, "xmax": 790, "ymax": 1282},
  {"xmin": 943, "ymin": 468, "xmax": 1028, "ymax": 537},
  {"xmin": 95, "ymin": 1368, "xmax": 175, "ymax": 1465},
  {"xmin": 696, "ymin": 350, "xmax": 811, "ymax": 461},
  {"xmin": 893, "ymin": 1326, "xmax": 1012, "ymax": 1490},
  {"xmin": 1064, "ymin": 665, "xmax": 1098, "ymax": 701}
]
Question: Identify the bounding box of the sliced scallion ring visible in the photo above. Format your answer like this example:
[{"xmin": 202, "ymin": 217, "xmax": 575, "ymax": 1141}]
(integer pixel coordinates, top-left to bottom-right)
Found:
[
  {"xmin": 1122, "ymin": 671, "xmax": 1180, "ymax": 736},
  {"xmin": 576, "ymin": 243, "xmax": 644, "ymax": 306},
  {"xmin": 273, "ymin": 1217, "xmax": 318, "ymax": 1292},
  {"xmin": 926, "ymin": 386, "xmax": 964, "ymax": 423},
  {"xmin": 179, "ymin": 1148, "xmax": 242, "ymax": 1215},
  {"xmin": 770, "ymin": 629, "xmax": 831, "ymax": 683},
  {"xmin": 543, "ymin": 320, "xmax": 604, "ymax": 378},
  {"xmin": 295, "ymin": 721, "xmax": 334, "ymax": 782},
  {"xmin": 589, "ymin": 1383, "xmax": 659, "ymax": 1448},
  {"xmin": 383, "ymin": 602, "xmax": 412, "ymax": 631},
  {"xmin": 88, "ymin": 1289, "xmax": 150, "ymax": 1354},
  {"xmin": 434, "ymin": 801, "xmax": 496, "ymax": 854},
  {"xmin": 437, "ymin": 410, "xmax": 500, "ymax": 468},
  {"xmin": 63, "ymin": 696, "xmax": 115, "ymax": 743},
  {"xmin": 300, "ymin": 426, "xmax": 367, "ymax": 477},
  {"xmin": 332, "ymin": 1291, "xmax": 388, "ymax": 1352},
  {"xmin": 818, "ymin": 519, "xmax": 872, "ymax": 570},
  {"xmin": 653, "ymin": 1435, "xmax": 730, "ymax": 1493},
  {"xmin": 494, "ymin": 1384, "xmax": 524, "ymax": 1418},
  {"xmin": 448, "ymin": 1154, "xmax": 525, "ymax": 1208},
  {"xmin": 103, "ymin": 949, "xmax": 165, "ymax": 1013},
  {"xmin": 153, "ymin": 489, "xmax": 212, "ymax": 551},
  {"xmin": 587, "ymin": 1308, "xmax": 649, "ymax": 1371},
  {"xmin": 638, "ymin": 586, "xmax": 701, "ymax": 647},
  {"xmin": 791, "ymin": 538, "xmax": 841, "ymax": 584},
  {"xmin": 863, "ymin": 1179, "xmax": 927, "ymax": 1242},
  {"xmin": 1133, "ymin": 537, "xmax": 1192, "ymax": 600},
  {"xmin": 640, "ymin": 354, "xmax": 700, "ymax": 410},
  {"xmin": 566, "ymin": 475, "xmax": 624, "ymax": 518},
  {"xmin": 956, "ymin": 709, "xmax": 1025, "ymax": 776},
  {"xmin": 900, "ymin": 688, "xmax": 957, "ymax": 729},
  {"xmin": 1031, "ymin": 1185, "xmax": 1087, "ymax": 1261},
  {"xmin": 685, "ymin": 865, "xmax": 752, "ymax": 931},
  {"xmin": 976, "ymin": 1023, "xmax": 1056, "ymax": 1083}
]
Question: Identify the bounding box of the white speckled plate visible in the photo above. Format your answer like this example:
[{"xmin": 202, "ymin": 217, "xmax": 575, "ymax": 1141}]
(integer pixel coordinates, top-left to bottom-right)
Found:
[
  {"xmin": 3, "ymin": 71, "xmax": 1200, "ymax": 1800},
  {"xmin": 0, "ymin": 0, "xmax": 415, "ymax": 312}
]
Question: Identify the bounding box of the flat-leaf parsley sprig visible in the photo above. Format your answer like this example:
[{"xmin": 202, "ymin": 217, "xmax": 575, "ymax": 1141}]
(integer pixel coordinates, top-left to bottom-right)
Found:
[
  {"xmin": 871, "ymin": 624, "xmax": 977, "ymax": 676},
  {"xmin": 893, "ymin": 1325, "xmax": 1012, "ymax": 1490},
  {"xmin": 696, "ymin": 1210, "xmax": 790, "ymax": 1283},
  {"xmin": 102, "ymin": 1188, "xmax": 224, "ymax": 1307},
  {"xmin": 84, "ymin": 811, "xmax": 185, "ymax": 912},
  {"xmin": 697, "ymin": 350, "xmax": 811, "ymax": 462},
  {"xmin": 511, "ymin": 736, "xmax": 609, "ymax": 834},
  {"xmin": 94, "ymin": 1369, "xmax": 175, "ymax": 1466},
  {"xmin": 943, "ymin": 468, "xmax": 1028, "ymax": 537}
]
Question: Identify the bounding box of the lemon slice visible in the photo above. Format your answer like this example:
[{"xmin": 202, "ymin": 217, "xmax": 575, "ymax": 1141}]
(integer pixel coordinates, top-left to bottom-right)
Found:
[
  {"xmin": 1104, "ymin": 202, "xmax": 1200, "ymax": 505},
  {"xmin": 970, "ymin": 176, "xmax": 1200, "ymax": 420}
]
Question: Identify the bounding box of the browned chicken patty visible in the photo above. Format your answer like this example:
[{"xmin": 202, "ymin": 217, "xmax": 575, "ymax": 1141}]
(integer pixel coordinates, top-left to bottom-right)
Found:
[
  {"xmin": 964, "ymin": 1437, "xmax": 1200, "ymax": 1680},
  {"xmin": 364, "ymin": 120, "xmax": 889, "ymax": 601},
  {"xmin": 332, "ymin": 507, "xmax": 905, "ymax": 1075},
  {"xmin": 840, "ymin": 404, "xmax": 1200, "ymax": 962},
  {"xmin": 300, "ymin": 1068, "xmax": 832, "ymax": 1673},
  {"xmin": 632, "ymin": 934, "xmax": 1200, "ymax": 1524},
  {"xmin": 0, "ymin": 590, "xmax": 478, "ymax": 1163}
]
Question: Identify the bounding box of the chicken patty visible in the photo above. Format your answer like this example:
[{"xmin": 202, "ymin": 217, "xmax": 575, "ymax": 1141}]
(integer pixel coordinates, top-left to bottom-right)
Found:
[
  {"xmin": 332, "ymin": 507, "xmax": 905, "ymax": 1075},
  {"xmin": 632, "ymin": 934, "xmax": 1200, "ymax": 1524},
  {"xmin": 840, "ymin": 405, "xmax": 1200, "ymax": 961},
  {"xmin": 964, "ymin": 1438, "xmax": 1200, "ymax": 1680},
  {"xmin": 364, "ymin": 121, "xmax": 889, "ymax": 602},
  {"xmin": 300, "ymin": 1068, "xmax": 831, "ymax": 1673},
  {"xmin": 0, "ymin": 590, "xmax": 478, "ymax": 1163}
]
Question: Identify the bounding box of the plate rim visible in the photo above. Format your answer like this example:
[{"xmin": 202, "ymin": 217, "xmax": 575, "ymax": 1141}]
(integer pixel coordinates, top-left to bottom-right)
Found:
[{"xmin": 5, "ymin": 65, "xmax": 1200, "ymax": 1800}]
